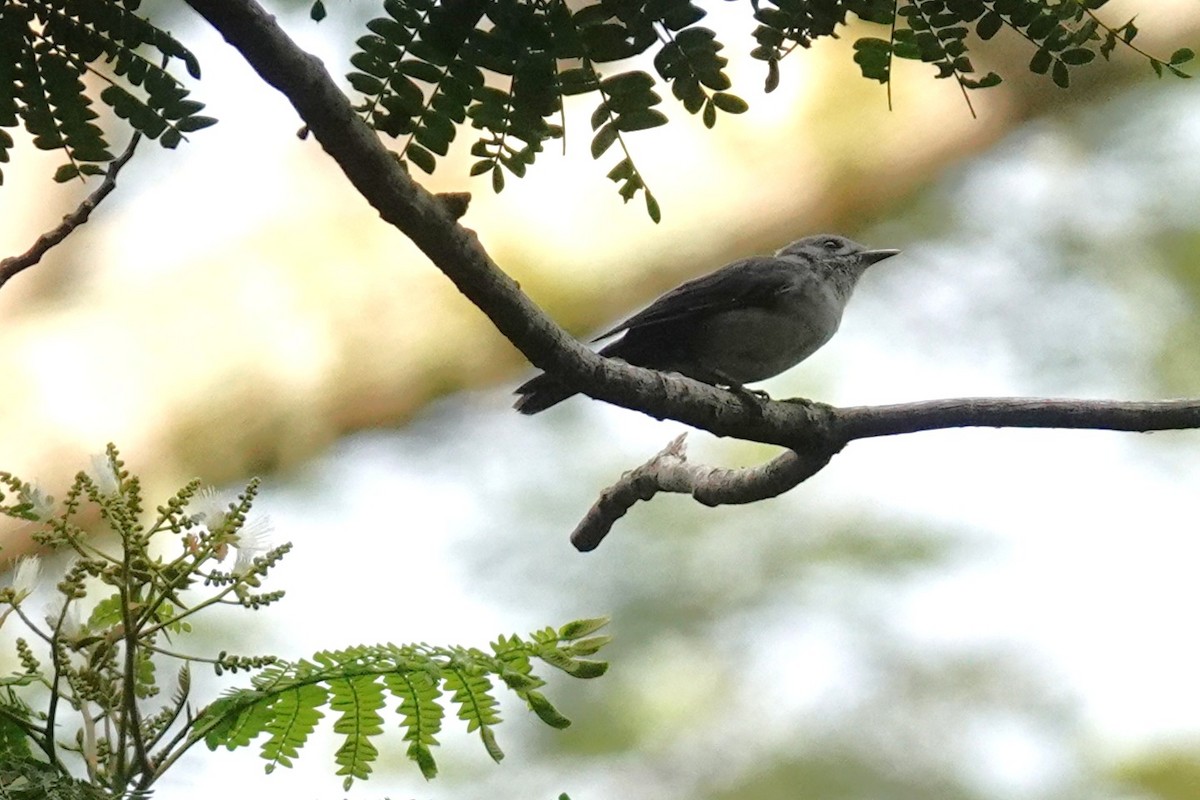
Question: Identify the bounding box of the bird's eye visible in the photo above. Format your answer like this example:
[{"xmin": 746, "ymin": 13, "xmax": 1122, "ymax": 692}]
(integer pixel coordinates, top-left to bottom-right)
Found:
[{"xmin": 823, "ymin": 238, "xmax": 841, "ymax": 251}]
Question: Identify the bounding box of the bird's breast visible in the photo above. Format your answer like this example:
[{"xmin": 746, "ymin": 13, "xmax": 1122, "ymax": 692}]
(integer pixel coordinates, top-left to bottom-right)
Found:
[{"xmin": 693, "ymin": 299, "xmax": 841, "ymax": 383}]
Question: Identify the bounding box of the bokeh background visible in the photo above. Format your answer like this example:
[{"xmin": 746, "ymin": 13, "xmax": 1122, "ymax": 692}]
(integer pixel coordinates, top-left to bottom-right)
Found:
[{"xmin": 2, "ymin": 0, "xmax": 1200, "ymax": 797}]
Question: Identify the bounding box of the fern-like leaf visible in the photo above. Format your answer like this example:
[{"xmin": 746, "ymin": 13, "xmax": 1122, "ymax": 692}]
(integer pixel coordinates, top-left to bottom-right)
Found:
[
  {"xmin": 383, "ymin": 667, "xmax": 444, "ymax": 780},
  {"xmin": 328, "ymin": 675, "xmax": 386, "ymax": 788},
  {"xmin": 203, "ymin": 692, "xmax": 277, "ymax": 750},
  {"xmin": 444, "ymin": 667, "xmax": 502, "ymax": 761},
  {"xmin": 261, "ymin": 684, "xmax": 327, "ymax": 773},
  {"xmin": 197, "ymin": 620, "xmax": 611, "ymax": 783}
]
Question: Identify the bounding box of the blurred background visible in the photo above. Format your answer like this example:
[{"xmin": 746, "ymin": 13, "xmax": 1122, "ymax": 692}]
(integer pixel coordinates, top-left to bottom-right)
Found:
[{"xmin": 2, "ymin": 0, "xmax": 1200, "ymax": 797}]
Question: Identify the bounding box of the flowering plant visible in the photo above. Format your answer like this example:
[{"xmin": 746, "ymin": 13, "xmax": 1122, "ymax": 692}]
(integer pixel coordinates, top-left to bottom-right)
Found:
[{"xmin": 0, "ymin": 446, "xmax": 608, "ymax": 797}]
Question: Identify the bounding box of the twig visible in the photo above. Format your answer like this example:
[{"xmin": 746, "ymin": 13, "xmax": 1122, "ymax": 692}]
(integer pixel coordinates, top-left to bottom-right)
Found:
[
  {"xmin": 0, "ymin": 134, "xmax": 141, "ymax": 292},
  {"xmin": 571, "ymin": 434, "xmax": 833, "ymax": 551}
]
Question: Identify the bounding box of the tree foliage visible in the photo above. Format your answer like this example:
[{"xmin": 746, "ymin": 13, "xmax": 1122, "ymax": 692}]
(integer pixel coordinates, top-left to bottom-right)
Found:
[
  {"xmin": 0, "ymin": 0, "xmax": 1192, "ymax": 209},
  {"xmin": 342, "ymin": 0, "xmax": 1191, "ymax": 216},
  {"xmin": 200, "ymin": 619, "xmax": 610, "ymax": 787},
  {"xmin": 0, "ymin": 0, "xmax": 216, "ymax": 185}
]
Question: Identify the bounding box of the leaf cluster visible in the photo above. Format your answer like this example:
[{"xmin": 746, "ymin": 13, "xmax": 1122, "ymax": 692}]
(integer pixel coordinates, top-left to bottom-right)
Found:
[
  {"xmin": 850, "ymin": 0, "xmax": 1192, "ymax": 104},
  {"xmin": 0, "ymin": 0, "xmax": 214, "ymax": 185},
  {"xmin": 333, "ymin": 0, "xmax": 1190, "ymax": 216},
  {"xmin": 345, "ymin": 0, "xmax": 749, "ymax": 219},
  {"xmin": 199, "ymin": 617, "xmax": 611, "ymax": 788}
]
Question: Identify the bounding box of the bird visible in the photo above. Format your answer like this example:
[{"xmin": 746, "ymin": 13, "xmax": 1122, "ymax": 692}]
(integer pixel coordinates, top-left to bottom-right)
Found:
[{"xmin": 513, "ymin": 234, "xmax": 900, "ymax": 414}]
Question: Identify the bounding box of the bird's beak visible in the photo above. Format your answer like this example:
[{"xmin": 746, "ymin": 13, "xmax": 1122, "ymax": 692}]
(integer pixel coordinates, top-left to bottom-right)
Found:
[{"xmin": 862, "ymin": 248, "xmax": 901, "ymax": 265}]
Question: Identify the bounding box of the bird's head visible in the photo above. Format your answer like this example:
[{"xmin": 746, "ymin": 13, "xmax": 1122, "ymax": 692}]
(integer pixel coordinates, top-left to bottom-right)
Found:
[
  {"xmin": 775, "ymin": 234, "xmax": 900, "ymax": 266},
  {"xmin": 774, "ymin": 234, "xmax": 900, "ymax": 300}
]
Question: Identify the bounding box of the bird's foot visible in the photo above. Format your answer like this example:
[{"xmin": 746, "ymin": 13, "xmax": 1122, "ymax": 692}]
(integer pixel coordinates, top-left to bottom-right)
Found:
[
  {"xmin": 707, "ymin": 370, "xmax": 772, "ymax": 405},
  {"xmin": 723, "ymin": 382, "xmax": 772, "ymax": 406}
]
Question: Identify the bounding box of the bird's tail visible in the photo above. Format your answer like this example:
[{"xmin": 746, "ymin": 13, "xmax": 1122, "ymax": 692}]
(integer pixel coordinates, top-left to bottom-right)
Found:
[{"xmin": 513, "ymin": 372, "xmax": 578, "ymax": 415}]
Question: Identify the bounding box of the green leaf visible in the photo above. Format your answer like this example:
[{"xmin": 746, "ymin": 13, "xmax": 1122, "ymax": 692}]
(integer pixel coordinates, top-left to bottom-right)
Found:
[
  {"xmin": 405, "ymin": 143, "xmax": 436, "ymax": 174},
  {"xmin": 559, "ymin": 617, "xmax": 611, "ymax": 640},
  {"xmin": 176, "ymin": 115, "xmax": 218, "ymax": 133},
  {"xmin": 1059, "ymin": 48, "xmax": 1094, "ymax": 65},
  {"xmin": 976, "ymin": 11, "xmax": 1002, "ymax": 40},
  {"xmin": 614, "ymin": 109, "xmax": 668, "ymax": 132},
  {"xmin": 1029, "ymin": 48, "xmax": 1052, "ymax": 75},
  {"xmin": 53, "ymin": 163, "xmax": 80, "ymax": 183},
  {"xmin": 566, "ymin": 635, "xmax": 612, "ymax": 656},
  {"xmin": 524, "ymin": 690, "xmax": 571, "ymax": 729},
  {"xmin": 606, "ymin": 159, "xmax": 634, "ymax": 182},
  {"xmin": 350, "ymin": 51, "xmax": 391, "ymax": 80},
  {"xmin": 398, "ymin": 61, "xmax": 445, "ymax": 84},
  {"xmin": 480, "ymin": 724, "xmax": 504, "ymax": 763},
  {"xmin": 600, "ymin": 70, "xmax": 656, "ymax": 97},
  {"xmin": 1170, "ymin": 48, "xmax": 1195, "ymax": 65},
  {"xmin": 310, "ymin": 1, "xmax": 327, "ymax": 22},
  {"xmin": 1027, "ymin": 13, "xmax": 1057, "ymax": 41},
  {"xmin": 765, "ymin": 58, "xmax": 780, "ymax": 92},
  {"xmin": 414, "ymin": 126, "xmax": 451, "ymax": 159},
  {"xmin": 408, "ymin": 741, "xmax": 438, "ymax": 779},
  {"xmin": 329, "ymin": 675, "xmax": 385, "ymax": 787},
  {"xmin": 261, "ymin": 684, "xmax": 327, "ymax": 772},
  {"xmin": 672, "ymin": 76, "xmax": 705, "ymax": 114},
  {"xmin": 711, "ymin": 92, "xmax": 748, "ymax": 113},
  {"xmin": 348, "ymin": 72, "xmax": 385, "ymax": 95},
  {"xmin": 645, "ymin": 191, "xmax": 662, "ymax": 223},
  {"xmin": 491, "ymin": 164, "xmax": 505, "ymax": 192},
  {"xmin": 590, "ymin": 123, "xmax": 618, "ymax": 159},
  {"xmin": 559, "ymin": 67, "xmax": 599, "ymax": 96},
  {"xmin": 660, "ymin": 1, "xmax": 706, "ymax": 31},
  {"xmin": 1052, "ymin": 58, "xmax": 1070, "ymax": 87},
  {"xmin": 590, "ymin": 101, "xmax": 612, "ymax": 131},
  {"xmin": 367, "ymin": 17, "xmax": 412, "ymax": 43}
]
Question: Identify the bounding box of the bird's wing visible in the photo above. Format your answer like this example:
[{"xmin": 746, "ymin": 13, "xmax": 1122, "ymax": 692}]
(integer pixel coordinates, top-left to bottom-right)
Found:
[{"xmin": 592, "ymin": 257, "xmax": 792, "ymax": 341}]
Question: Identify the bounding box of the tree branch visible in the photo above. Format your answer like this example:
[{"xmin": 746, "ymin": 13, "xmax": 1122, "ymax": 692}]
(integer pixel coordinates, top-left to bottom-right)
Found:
[
  {"xmin": 181, "ymin": 0, "xmax": 1200, "ymax": 549},
  {"xmin": 833, "ymin": 396, "xmax": 1200, "ymax": 440},
  {"xmin": 0, "ymin": 134, "xmax": 141, "ymax": 291},
  {"xmin": 178, "ymin": 0, "xmax": 863, "ymax": 451},
  {"xmin": 574, "ymin": 397, "xmax": 1200, "ymax": 549},
  {"xmin": 571, "ymin": 434, "xmax": 834, "ymax": 551}
]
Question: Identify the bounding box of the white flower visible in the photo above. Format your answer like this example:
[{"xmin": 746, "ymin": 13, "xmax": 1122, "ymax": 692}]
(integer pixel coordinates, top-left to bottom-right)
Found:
[
  {"xmin": 231, "ymin": 515, "xmax": 274, "ymax": 576},
  {"xmin": 46, "ymin": 599, "xmax": 85, "ymax": 640},
  {"xmin": 88, "ymin": 454, "xmax": 120, "ymax": 496},
  {"xmin": 18, "ymin": 483, "xmax": 55, "ymax": 521},
  {"xmin": 60, "ymin": 602, "xmax": 85, "ymax": 639},
  {"xmin": 189, "ymin": 487, "xmax": 231, "ymax": 530},
  {"xmin": 11, "ymin": 556, "xmax": 41, "ymax": 603}
]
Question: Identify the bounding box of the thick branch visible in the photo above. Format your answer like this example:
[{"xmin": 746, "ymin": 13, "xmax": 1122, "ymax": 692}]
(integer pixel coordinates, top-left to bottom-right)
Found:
[
  {"xmin": 0, "ymin": 135, "xmax": 140, "ymax": 291},
  {"xmin": 833, "ymin": 397, "xmax": 1200, "ymax": 439},
  {"xmin": 576, "ymin": 396, "xmax": 1200, "ymax": 549},
  {"xmin": 180, "ymin": 0, "xmax": 860, "ymax": 451}
]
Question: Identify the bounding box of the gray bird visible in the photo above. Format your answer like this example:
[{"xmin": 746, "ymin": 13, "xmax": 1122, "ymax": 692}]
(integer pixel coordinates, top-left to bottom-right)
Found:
[{"xmin": 513, "ymin": 234, "xmax": 899, "ymax": 414}]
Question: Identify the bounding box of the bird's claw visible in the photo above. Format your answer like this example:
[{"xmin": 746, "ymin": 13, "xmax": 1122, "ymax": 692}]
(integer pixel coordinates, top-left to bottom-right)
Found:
[{"xmin": 726, "ymin": 384, "xmax": 772, "ymax": 404}]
